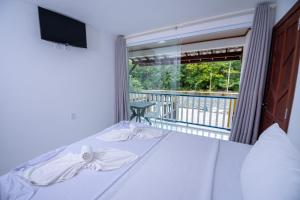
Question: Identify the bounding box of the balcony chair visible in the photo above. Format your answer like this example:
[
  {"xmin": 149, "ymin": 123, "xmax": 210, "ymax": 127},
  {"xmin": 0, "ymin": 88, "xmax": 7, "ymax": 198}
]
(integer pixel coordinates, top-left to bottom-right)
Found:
[{"xmin": 144, "ymin": 101, "xmax": 162, "ymax": 125}]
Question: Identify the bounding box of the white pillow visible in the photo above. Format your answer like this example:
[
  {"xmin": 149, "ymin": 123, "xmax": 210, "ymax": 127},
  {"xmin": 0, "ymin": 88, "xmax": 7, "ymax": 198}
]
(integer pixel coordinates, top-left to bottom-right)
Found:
[{"xmin": 240, "ymin": 123, "xmax": 300, "ymax": 200}]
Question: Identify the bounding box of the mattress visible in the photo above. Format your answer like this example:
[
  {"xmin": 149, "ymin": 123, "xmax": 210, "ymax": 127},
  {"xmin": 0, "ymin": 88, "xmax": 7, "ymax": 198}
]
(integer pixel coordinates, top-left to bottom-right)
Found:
[
  {"xmin": 99, "ymin": 133, "xmax": 252, "ymax": 200},
  {"xmin": 0, "ymin": 122, "xmax": 252, "ymax": 200},
  {"xmin": 31, "ymin": 123, "xmax": 166, "ymax": 200},
  {"xmin": 213, "ymin": 140, "xmax": 252, "ymax": 200}
]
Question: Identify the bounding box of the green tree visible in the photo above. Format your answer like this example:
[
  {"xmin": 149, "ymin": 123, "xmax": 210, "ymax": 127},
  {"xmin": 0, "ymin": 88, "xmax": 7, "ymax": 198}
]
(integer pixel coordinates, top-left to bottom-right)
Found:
[{"xmin": 129, "ymin": 60, "xmax": 241, "ymax": 92}]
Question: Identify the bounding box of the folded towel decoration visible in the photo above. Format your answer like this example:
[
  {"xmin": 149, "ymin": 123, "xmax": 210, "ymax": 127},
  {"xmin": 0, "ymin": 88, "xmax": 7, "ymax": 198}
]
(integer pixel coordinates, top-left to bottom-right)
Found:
[
  {"xmin": 21, "ymin": 145, "xmax": 137, "ymax": 186},
  {"xmin": 97, "ymin": 123, "xmax": 166, "ymax": 142},
  {"xmin": 86, "ymin": 148, "xmax": 138, "ymax": 171},
  {"xmin": 138, "ymin": 128, "xmax": 166, "ymax": 139},
  {"xmin": 98, "ymin": 129, "xmax": 138, "ymax": 142},
  {"xmin": 81, "ymin": 145, "xmax": 94, "ymax": 163},
  {"xmin": 22, "ymin": 153, "xmax": 84, "ymax": 186}
]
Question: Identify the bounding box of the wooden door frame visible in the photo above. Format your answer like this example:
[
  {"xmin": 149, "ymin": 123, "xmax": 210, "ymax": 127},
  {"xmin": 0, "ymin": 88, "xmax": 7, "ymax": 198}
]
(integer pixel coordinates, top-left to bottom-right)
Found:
[
  {"xmin": 281, "ymin": 1, "xmax": 300, "ymax": 132},
  {"xmin": 260, "ymin": 0, "xmax": 300, "ymax": 133}
]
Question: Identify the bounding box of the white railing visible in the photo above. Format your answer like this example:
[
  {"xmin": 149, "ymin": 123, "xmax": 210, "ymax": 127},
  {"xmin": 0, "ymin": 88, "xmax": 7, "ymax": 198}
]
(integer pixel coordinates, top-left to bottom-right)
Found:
[{"xmin": 129, "ymin": 91, "xmax": 237, "ymax": 131}]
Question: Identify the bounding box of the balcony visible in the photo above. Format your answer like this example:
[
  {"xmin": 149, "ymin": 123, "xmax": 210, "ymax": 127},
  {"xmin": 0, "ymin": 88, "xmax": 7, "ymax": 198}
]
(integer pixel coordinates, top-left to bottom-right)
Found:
[{"xmin": 129, "ymin": 91, "xmax": 237, "ymax": 140}]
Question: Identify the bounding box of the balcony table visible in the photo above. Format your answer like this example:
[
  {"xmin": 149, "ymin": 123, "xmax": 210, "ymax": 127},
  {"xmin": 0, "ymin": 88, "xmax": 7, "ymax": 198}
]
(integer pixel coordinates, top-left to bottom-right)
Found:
[{"xmin": 130, "ymin": 101, "xmax": 156, "ymax": 123}]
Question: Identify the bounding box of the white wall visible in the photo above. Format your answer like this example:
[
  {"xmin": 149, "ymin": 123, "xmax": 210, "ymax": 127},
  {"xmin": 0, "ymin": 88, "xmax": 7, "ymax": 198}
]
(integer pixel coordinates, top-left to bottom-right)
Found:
[
  {"xmin": 275, "ymin": 0, "xmax": 300, "ymax": 151},
  {"xmin": 0, "ymin": 0, "xmax": 116, "ymax": 174},
  {"xmin": 275, "ymin": 0, "xmax": 298, "ymax": 22},
  {"xmin": 289, "ymin": 64, "xmax": 300, "ymax": 151},
  {"xmin": 126, "ymin": 10, "xmax": 254, "ymax": 46}
]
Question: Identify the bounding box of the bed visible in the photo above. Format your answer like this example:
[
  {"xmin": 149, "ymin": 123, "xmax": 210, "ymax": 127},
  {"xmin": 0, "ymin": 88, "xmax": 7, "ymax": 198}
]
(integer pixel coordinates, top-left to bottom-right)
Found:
[{"xmin": 1, "ymin": 121, "xmax": 298, "ymax": 200}]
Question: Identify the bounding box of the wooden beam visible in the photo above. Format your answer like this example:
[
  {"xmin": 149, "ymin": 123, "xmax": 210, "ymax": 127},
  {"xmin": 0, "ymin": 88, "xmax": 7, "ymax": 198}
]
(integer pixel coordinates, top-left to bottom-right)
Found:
[{"xmin": 131, "ymin": 51, "xmax": 242, "ymax": 66}]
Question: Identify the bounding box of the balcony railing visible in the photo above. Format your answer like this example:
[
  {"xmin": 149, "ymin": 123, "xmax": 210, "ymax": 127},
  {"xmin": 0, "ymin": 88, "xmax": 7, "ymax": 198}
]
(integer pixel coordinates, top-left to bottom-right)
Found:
[{"xmin": 129, "ymin": 91, "xmax": 237, "ymax": 131}]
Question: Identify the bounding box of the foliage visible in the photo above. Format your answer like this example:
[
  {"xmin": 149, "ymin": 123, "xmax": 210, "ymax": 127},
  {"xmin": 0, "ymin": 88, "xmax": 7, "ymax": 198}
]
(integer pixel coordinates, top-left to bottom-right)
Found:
[{"xmin": 128, "ymin": 60, "xmax": 241, "ymax": 92}]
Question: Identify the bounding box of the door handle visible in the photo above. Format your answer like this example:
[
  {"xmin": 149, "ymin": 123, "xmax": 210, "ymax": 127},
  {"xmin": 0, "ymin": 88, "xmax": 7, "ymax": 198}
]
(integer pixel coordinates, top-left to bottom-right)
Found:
[{"xmin": 284, "ymin": 108, "xmax": 288, "ymax": 120}]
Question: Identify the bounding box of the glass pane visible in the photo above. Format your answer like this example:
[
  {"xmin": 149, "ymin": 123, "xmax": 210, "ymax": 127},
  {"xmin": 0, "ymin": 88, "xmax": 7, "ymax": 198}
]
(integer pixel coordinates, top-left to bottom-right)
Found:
[{"xmin": 128, "ymin": 38, "xmax": 243, "ymax": 140}]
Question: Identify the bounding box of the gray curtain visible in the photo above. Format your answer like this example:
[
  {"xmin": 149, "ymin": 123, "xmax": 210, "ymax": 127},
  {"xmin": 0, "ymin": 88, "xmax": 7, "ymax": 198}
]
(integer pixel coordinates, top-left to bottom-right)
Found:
[
  {"xmin": 230, "ymin": 3, "xmax": 275, "ymax": 144},
  {"xmin": 115, "ymin": 35, "xmax": 129, "ymax": 122}
]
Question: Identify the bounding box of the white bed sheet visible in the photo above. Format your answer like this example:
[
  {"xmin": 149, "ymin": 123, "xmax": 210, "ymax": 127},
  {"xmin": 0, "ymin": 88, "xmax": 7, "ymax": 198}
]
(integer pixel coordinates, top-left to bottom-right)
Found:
[
  {"xmin": 99, "ymin": 133, "xmax": 252, "ymax": 200},
  {"xmin": 1, "ymin": 123, "xmax": 252, "ymax": 200},
  {"xmin": 213, "ymin": 140, "xmax": 252, "ymax": 200},
  {"xmin": 31, "ymin": 126, "xmax": 166, "ymax": 200},
  {"xmin": 99, "ymin": 133, "xmax": 219, "ymax": 200},
  {"xmin": 0, "ymin": 122, "xmax": 167, "ymax": 200}
]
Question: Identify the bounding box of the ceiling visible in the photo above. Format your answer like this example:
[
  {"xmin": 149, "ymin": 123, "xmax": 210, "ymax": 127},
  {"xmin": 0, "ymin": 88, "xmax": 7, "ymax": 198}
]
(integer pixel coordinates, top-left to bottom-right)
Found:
[{"xmin": 23, "ymin": 0, "xmax": 277, "ymax": 35}]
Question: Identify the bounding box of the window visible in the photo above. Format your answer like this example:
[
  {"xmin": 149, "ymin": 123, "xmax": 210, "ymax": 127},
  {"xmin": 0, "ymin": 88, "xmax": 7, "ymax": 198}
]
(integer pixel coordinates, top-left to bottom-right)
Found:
[{"xmin": 128, "ymin": 40, "xmax": 243, "ymax": 140}]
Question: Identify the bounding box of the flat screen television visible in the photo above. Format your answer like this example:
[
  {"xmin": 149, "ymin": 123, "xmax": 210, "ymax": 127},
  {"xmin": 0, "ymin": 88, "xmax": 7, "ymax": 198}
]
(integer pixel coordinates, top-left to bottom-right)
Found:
[{"xmin": 38, "ymin": 7, "xmax": 87, "ymax": 48}]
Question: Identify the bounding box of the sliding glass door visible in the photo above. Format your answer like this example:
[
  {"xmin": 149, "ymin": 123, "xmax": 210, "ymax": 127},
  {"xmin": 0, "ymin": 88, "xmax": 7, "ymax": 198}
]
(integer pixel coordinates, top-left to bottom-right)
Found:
[
  {"xmin": 127, "ymin": 38, "xmax": 243, "ymax": 140},
  {"xmin": 128, "ymin": 40, "xmax": 182, "ymax": 124}
]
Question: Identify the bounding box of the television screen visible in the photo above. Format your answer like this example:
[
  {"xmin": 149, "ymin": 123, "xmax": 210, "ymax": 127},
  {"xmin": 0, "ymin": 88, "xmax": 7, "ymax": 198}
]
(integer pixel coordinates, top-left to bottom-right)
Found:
[{"xmin": 38, "ymin": 7, "xmax": 87, "ymax": 48}]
